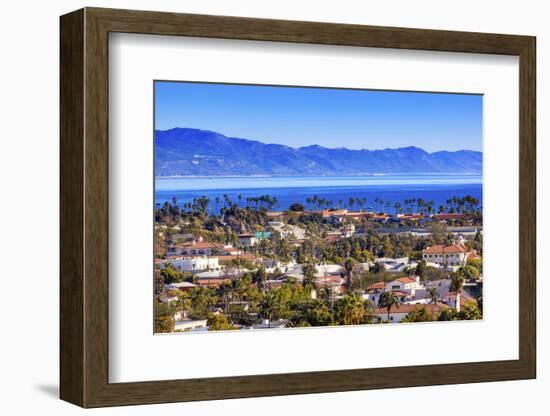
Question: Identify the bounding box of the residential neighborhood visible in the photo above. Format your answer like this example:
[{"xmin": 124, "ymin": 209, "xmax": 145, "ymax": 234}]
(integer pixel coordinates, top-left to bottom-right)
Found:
[{"xmin": 154, "ymin": 195, "xmax": 483, "ymax": 333}]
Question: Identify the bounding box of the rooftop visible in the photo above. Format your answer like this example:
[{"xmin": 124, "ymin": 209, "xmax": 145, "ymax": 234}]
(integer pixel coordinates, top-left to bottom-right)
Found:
[{"xmin": 423, "ymin": 244, "xmax": 470, "ymax": 254}]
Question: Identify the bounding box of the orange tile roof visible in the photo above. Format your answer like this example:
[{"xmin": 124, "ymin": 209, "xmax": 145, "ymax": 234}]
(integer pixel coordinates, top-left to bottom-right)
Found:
[
  {"xmin": 423, "ymin": 244, "xmax": 469, "ymax": 254},
  {"xmin": 181, "ymin": 241, "xmax": 225, "ymax": 250},
  {"xmin": 395, "ymin": 277, "xmax": 418, "ymax": 284},
  {"xmin": 367, "ymin": 282, "xmax": 386, "ymax": 290}
]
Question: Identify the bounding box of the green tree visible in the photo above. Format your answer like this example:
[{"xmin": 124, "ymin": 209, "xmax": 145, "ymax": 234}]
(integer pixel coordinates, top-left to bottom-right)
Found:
[
  {"xmin": 207, "ymin": 313, "xmax": 237, "ymax": 331},
  {"xmin": 450, "ymin": 273, "xmax": 465, "ymax": 297},
  {"xmin": 336, "ymin": 294, "xmax": 367, "ymax": 325},
  {"xmin": 456, "ymin": 265, "xmax": 480, "ymax": 281},
  {"xmin": 259, "ymin": 292, "xmax": 280, "ymax": 327},
  {"xmin": 401, "ymin": 306, "xmax": 433, "ymax": 323},
  {"xmin": 378, "ymin": 291, "xmax": 400, "ymax": 321}
]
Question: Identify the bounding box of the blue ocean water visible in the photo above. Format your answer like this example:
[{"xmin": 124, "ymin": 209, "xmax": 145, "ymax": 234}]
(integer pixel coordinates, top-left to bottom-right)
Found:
[{"xmin": 155, "ymin": 174, "xmax": 482, "ymax": 212}]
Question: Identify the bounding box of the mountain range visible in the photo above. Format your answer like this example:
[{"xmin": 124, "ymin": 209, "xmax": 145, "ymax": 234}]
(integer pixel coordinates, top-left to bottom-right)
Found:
[{"xmin": 155, "ymin": 128, "xmax": 482, "ymax": 176}]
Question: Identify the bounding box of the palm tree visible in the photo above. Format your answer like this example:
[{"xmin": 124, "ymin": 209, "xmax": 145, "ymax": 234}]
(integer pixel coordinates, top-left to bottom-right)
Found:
[
  {"xmin": 378, "ymin": 291, "xmax": 400, "ymax": 321},
  {"xmin": 426, "ymin": 287, "xmax": 439, "ymax": 318},
  {"xmin": 449, "ymin": 273, "xmax": 465, "ymax": 312},
  {"xmin": 427, "ymin": 287, "xmax": 439, "ymax": 305},
  {"xmin": 343, "ymin": 258, "xmax": 356, "ymax": 293},
  {"xmin": 450, "ymin": 273, "xmax": 465, "ymax": 295},
  {"xmin": 259, "ymin": 292, "xmax": 279, "ymax": 328},
  {"xmin": 336, "ymin": 294, "xmax": 365, "ymax": 325},
  {"xmin": 301, "ymin": 263, "xmax": 318, "ymax": 298}
]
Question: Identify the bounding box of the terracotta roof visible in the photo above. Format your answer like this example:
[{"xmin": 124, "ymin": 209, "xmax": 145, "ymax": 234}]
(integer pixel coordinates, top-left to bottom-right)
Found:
[
  {"xmin": 395, "ymin": 277, "xmax": 418, "ymax": 284},
  {"xmin": 467, "ymin": 252, "xmax": 479, "ymax": 260},
  {"xmin": 181, "ymin": 241, "xmax": 225, "ymax": 250},
  {"xmin": 423, "ymin": 244, "xmax": 469, "ymax": 254},
  {"xmin": 367, "ymin": 282, "xmax": 386, "ymax": 290},
  {"xmin": 391, "ymin": 291, "xmax": 411, "ymax": 297}
]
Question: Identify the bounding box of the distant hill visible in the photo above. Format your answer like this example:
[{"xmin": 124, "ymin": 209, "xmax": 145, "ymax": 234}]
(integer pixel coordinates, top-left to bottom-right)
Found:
[{"xmin": 155, "ymin": 128, "xmax": 482, "ymax": 176}]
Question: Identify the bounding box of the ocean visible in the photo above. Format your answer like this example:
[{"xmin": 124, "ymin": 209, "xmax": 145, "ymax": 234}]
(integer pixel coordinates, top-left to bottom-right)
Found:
[{"xmin": 155, "ymin": 174, "xmax": 482, "ymax": 212}]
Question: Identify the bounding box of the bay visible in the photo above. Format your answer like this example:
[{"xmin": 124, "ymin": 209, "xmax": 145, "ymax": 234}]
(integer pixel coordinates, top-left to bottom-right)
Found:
[{"xmin": 155, "ymin": 174, "xmax": 482, "ymax": 212}]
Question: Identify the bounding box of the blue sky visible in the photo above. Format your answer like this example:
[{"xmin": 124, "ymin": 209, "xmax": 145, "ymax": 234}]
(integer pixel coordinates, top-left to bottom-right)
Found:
[{"xmin": 155, "ymin": 81, "xmax": 482, "ymax": 152}]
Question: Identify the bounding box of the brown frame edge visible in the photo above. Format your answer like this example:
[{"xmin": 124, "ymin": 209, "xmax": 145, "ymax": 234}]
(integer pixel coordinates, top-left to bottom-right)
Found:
[{"xmin": 60, "ymin": 7, "xmax": 536, "ymax": 408}]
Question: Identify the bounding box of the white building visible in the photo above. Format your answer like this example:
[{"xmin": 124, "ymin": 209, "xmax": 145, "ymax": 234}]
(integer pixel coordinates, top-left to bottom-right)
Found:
[
  {"xmin": 238, "ymin": 233, "xmax": 257, "ymax": 247},
  {"xmin": 374, "ymin": 303, "xmax": 446, "ymax": 323},
  {"xmin": 386, "ymin": 276, "xmax": 423, "ymax": 296},
  {"xmin": 165, "ymin": 281, "xmax": 197, "ymax": 291},
  {"xmin": 174, "ymin": 319, "xmax": 207, "ymax": 332},
  {"xmin": 268, "ymin": 222, "xmax": 306, "ymax": 240},
  {"xmin": 161, "ymin": 256, "xmax": 220, "ymax": 272},
  {"xmin": 375, "ymin": 257, "xmax": 416, "ymax": 273},
  {"xmin": 422, "ymin": 243, "xmax": 475, "ymax": 269},
  {"xmin": 314, "ymin": 263, "xmax": 343, "ymax": 277},
  {"xmin": 158, "ymin": 293, "xmax": 178, "ymax": 303}
]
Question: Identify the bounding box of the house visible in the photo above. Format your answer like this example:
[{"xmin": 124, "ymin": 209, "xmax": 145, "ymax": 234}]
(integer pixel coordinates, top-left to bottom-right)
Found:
[
  {"xmin": 173, "ymin": 319, "xmax": 208, "ymax": 332},
  {"xmin": 314, "ymin": 263, "xmax": 343, "ymax": 277},
  {"xmin": 165, "ymin": 281, "xmax": 197, "ymax": 292},
  {"xmin": 375, "ymin": 257, "xmax": 415, "ymax": 273},
  {"xmin": 422, "ymin": 243, "xmax": 475, "ymax": 269},
  {"xmin": 160, "ymin": 256, "xmax": 220, "ymax": 272},
  {"xmin": 386, "ymin": 276, "xmax": 423, "ymax": 297},
  {"xmin": 340, "ymin": 223, "xmax": 355, "ymax": 237},
  {"xmin": 175, "ymin": 236, "xmax": 237, "ymax": 256},
  {"xmin": 216, "ymin": 253, "xmax": 258, "ymax": 265},
  {"xmin": 158, "ymin": 292, "xmax": 178, "ymax": 303},
  {"xmin": 268, "ymin": 222, "xmax": 306, "ymax": 240},
  {"xmin": 442, "ymin": 291, "xmax": 474, "ymax": 312},
  {"xmin": 321, "ymin": 209, "xmax": 348, "ymax": 218},
  {"xmin": 374, "ymin": 303, "xmax": 447, "ymax": 323},
  {"xmin": 194, "ymin": 270, "xmax": 232, "ymax": 287},
  {"xmin": 363, "ymin": 281, "xmax": 387, "ymax": 305},
  {"xmin": 238, "ymin": 233, "xmax": 257, "ymax": 247},
  {"xmin": 372, "ymin": 213, "xmax": 390, "ymax": 222}
]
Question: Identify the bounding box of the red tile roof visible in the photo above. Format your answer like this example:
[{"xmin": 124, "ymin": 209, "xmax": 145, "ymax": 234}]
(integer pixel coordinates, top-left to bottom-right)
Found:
[
  {"xmin": 322, "ymin": 209, "xmax": 348, "ymax": 217},
  {"xmin": 367, "ymin": 282, "xmax": 386, "ymax": 290},
  {"xmin": 181, "ymin": 241, "xmax": 225, "ymax": 250},
  {"xmin": 395, "ymin": 277, "xmax": 418, "ymax": 284},
  {"xmin": 423, "ymin": 244, "xmax": 470, "ymax": 254}
]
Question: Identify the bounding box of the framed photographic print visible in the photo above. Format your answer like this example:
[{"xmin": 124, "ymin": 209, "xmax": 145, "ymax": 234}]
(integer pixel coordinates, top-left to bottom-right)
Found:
[{"xmin": 60, "ymin": 7, "xmax": 536, "ymax": 408}]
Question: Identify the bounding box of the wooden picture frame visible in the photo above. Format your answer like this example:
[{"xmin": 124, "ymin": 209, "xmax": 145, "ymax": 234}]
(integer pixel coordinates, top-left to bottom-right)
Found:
[{"xmin": 60, "ymin": 7, "xmax": 536, "ymax": 408}]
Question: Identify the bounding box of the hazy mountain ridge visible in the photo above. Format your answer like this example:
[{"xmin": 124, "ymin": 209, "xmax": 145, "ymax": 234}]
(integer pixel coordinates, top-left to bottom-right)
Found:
[{"xmin": 155, "ymin": 128, "xmax": 482, "ymax": 176}]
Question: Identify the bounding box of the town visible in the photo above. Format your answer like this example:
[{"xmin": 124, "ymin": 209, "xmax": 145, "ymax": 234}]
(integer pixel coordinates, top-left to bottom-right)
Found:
[{"xmin": 154, "ymin": 194, "xmax": 483, "ymax": 333}]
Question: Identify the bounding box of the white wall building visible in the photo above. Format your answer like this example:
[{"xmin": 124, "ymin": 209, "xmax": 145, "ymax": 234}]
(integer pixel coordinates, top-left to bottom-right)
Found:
[
  {"xmin": 386, "ymin": 276, "xmax": 423, "ymax": 297},
  {"xmin": 161, "ymin": 256, "xmax": 220, "ymax": 272},
  {"xmin": 422, "ymin": 243, "xmax": 474, "ymax": 269}
]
